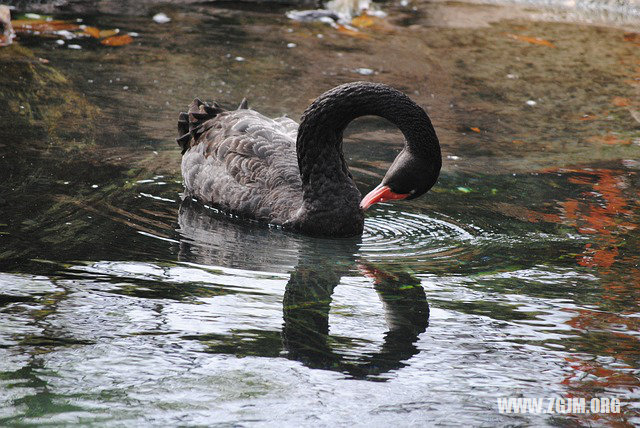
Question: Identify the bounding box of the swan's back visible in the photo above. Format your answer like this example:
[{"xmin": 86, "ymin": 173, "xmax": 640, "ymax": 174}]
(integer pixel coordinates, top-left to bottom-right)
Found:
[{"xmin": 179, "ymin": 100, "xmax": 303, "ymax": 224}]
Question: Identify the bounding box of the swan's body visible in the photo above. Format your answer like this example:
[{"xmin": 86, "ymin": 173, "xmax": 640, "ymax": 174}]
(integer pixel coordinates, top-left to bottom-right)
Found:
[
  {"xmin": 177, "ymin": 82, "xmax": 441, "ymax": 237},
  {"xmin": 181, "ymin": 109, "xmax": 304, "ymax": 225}
]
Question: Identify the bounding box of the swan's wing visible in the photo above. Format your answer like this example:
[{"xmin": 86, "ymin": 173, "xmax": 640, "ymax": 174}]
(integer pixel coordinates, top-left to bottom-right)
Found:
[
  {"xmin": 181, "ymin": 108, "xmax": 303, "ymax": 224},
  {"xmin": 273, "ymin": 116, "xmax": 299, "ymax": 140}
]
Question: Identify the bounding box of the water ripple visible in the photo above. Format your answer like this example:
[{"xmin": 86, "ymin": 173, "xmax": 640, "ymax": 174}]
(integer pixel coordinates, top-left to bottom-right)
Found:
[{"xmin": 361, "ymin": 207, "xmax": 477, "ymax": 260}]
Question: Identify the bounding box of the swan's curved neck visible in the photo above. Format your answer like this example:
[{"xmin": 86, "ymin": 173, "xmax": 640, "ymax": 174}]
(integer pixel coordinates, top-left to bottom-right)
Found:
[{"xmin": 296, "ymin": 82, "xmax": 440, "ymax": 203}]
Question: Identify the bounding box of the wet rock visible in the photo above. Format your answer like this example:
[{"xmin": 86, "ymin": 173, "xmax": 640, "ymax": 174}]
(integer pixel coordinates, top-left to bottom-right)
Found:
[{"xmin": 0, "ymin": 44, "xmax": 99, "ymax": 146}]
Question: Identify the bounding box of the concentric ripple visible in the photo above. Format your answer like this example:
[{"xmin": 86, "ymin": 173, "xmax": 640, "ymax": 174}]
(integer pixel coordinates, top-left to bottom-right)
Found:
[{"xmin": 361, "ymin": 206, "xmax": 477, "ymax": 261}]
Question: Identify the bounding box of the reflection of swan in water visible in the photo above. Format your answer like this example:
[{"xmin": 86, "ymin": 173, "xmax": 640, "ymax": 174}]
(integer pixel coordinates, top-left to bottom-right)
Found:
[
  {"xmin": 178, "ymin": 200, "xmax": 429, "ymax": 379},
  {"xmin": 283, "ymin": 260, "xmax": 428, "ymax": 379}
]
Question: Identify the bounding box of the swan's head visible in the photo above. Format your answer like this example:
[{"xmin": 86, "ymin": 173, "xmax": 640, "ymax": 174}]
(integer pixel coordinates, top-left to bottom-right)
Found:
[{"xmin": 360, "ymin": 148, "xmax": 441, "ymax": 210}]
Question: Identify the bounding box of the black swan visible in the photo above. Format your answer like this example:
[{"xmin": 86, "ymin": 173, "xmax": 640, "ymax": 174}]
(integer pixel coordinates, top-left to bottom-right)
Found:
[{"xmin": 177, "ymin": 81, "xmax": 441, "ymax": 237}]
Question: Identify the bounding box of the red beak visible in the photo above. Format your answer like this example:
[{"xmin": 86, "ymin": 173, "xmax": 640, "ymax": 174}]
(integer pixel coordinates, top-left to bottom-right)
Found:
[{"xmin": 360, "ymin": 184, "xmax": 410, "ymax": 210}]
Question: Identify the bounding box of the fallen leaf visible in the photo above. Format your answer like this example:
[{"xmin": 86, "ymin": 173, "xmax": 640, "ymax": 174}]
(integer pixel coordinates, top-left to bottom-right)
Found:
[
  {"xmin": 83, "ymin": 26, "xmax": 100, "ymax": 38},
  {"xmin": 12, "ymin": 19, "xmax": 79, "ymax": 32},
  {"xmin": 351, "ymin": 12, "xmax": 394, "ymax": 33},
  {"xmin": 335, "ymin": 24, "xmax": 369, "ymax": 39},
  {"xmin": 612, "ymin": 96, "xmax": 630, "ymax": 107},
  {"xmin": 100, "ymin": 34, "xmax": 133, "ymax": 46},
  {"xmin": 470, "ymin": 127, "xmax": 480, "ymax": 133},
  {"xmin": 351, "ymin": 13, "xmax": 376, "ymax": 28},
  {"xmin": 623, "ymin": 32, "xmax": 640, "ymax": 45},
  {"xmin": 98, "ymin": 29, "xmax": 119, "ymax": 38},
  {"xmin": 506, "ymin": 33, "xmax": 555, "ymax": 48},
  {"xmin": 587, "ymin": 134, "xmax": 631, "ymax": 145}
]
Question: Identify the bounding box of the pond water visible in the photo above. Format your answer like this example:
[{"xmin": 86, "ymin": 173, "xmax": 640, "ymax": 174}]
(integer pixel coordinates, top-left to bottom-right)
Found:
[{"xmin": 1, "ymin": 0, "xmax": 639, "ymax": 426}]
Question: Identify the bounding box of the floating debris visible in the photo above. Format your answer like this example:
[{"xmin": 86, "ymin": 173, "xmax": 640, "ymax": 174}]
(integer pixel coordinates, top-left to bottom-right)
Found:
[
  {"xmin": 235, "ymin": 56, "xmax": 245, "ymax": 62},
  {"xmin": 506, "ymin": 33, "xmax": 556, "ymax": 48},
  {"xmin": 611, "ymin": 96, "xmax": 630, "ymax": 107},
  {"xmin": 55, "ymin": 29, "xmax": 75, "ymax": 39},
  {"xmin": 97, "ymin": 29, "xmax": 119, "ymax": 38},
  {"xmin": 287, "ymin": 0, "xmax": 385, "ymax": 26},
  {"xmin": 526, "ymin": 100, "xmax": 537, "ymax": 106},
  {"xmin": 287, "ymin": 42, "xmax": 297, "ymax": 48},
  {"xmin": 101, "ymin": 34, "xmax": 133, "ymax": 46},
  {"xmin": 67, "ymin": 44, "xmax": 82, "ymax": 49},
  {"xmin": 286, "ymin": 9, "xmax": 339, "ymax": 23},
  {"xmin": 152, "ymin": 13, "xmax": 171, "ymax": 24},
  {"xmin": 82, "ymin": 25, "xmax": 101, "ymax": 38},
  {"xmin": 623, "ymin": 32, "xmax": 640, "ymax": 45},
  {"xmin": 325, "ymin": 0, "xmax": 385, "ymax": 22},
  {"xmin": 12, "ymin": 19, "xmax": 79, "ymax": 32},
  {"xmin": 354, "ymin": 67, "xmax": 374, "ymax": 75}
]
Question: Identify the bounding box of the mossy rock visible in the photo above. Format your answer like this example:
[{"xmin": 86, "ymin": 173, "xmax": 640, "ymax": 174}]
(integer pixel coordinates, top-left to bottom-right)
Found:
[{"xmin": 0, "ymin": 43, "xmax": 99, "ymax": 146}]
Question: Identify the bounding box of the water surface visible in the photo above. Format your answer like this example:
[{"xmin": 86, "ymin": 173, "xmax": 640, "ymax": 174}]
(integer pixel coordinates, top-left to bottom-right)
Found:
[{"xmin": 1, "ymin": 1, "xmax": 639, "ymax": 425}]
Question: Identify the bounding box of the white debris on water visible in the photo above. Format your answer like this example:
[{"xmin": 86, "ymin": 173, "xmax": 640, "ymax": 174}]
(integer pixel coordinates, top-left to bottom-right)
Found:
[
  {"xmin": 526, "ymin": 100, "xmax": 537, "ymax": 106},
  {"xmin": 354, "ymin": 68, "xmax": 375, "ymax": 75},
  {"xmin": 326, "ymin": 0, "xmax": 386, "ymax": 21},
  {"xmin": 286, "ymin": 10, "xmax": 339, "ymax": 23},
  {"xmin": 68, "ymin": 44, "xmax": 82, "ymax": 49},
  {"xmin": 55, "ymin": 30, "xmax": 75, "ymax": 39},
  {"xmin": 152, "ymin": 13, "xmax": 171, "ymax": 24},
  {"xmin": 55, "ymin": 39, "xmax": 65, "ymax": 45},
  {"xmin": 507, "ymin": 74, "xmax": 518, "ymax": 79},
  {"xmin": 287, "ymin": 43, "xmax": 297, "ymax": 48},
  {"xmin": 287, "ymin": 0, "xmax": 385, "ymax": 25},
  {"xmin": 235, "ymin": 56, "xmax": 246, "ymax": 62}
]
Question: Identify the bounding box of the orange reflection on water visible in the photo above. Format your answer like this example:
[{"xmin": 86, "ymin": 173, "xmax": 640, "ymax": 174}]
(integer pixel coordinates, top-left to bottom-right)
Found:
[
  {"xmin": 537, "ymin": 167, "xmax": 637, "ymax": 270},
  {"xmin": 540, "ymin": 166, "xmax": 640, "ymax": 425}
]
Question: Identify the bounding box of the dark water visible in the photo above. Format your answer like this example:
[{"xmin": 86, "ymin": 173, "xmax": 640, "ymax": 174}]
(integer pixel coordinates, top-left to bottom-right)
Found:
[{"xmin": 1, "ymin": 1, "xmax": 639, "ymax": 426}]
